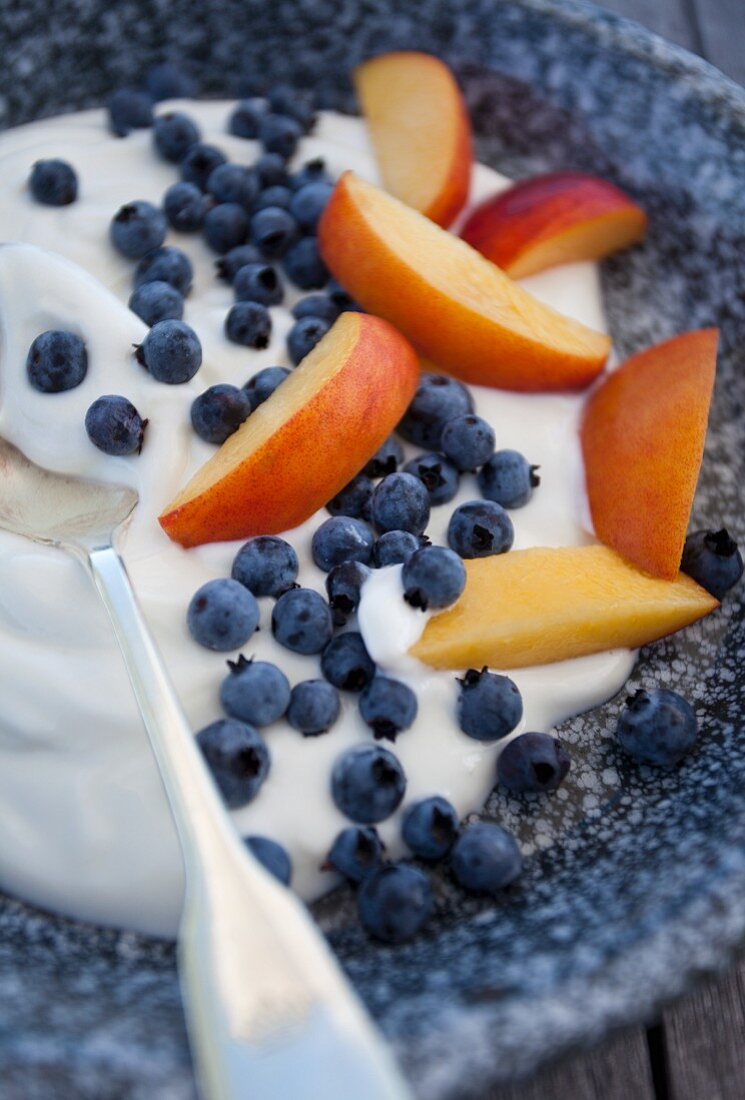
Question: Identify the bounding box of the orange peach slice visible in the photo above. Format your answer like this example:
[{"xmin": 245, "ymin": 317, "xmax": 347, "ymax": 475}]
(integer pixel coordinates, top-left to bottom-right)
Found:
[
  {"xmin": 410, "ymin": 545, "xmax": 717, "ymax": 670},
  {"xmin": 318, "ymin": 172, "xmax": 610, "ymax": 392},
  {"xmin": 159, "ymin": 313, "xmax": 419, "ymax": 547},
  {"xmin": 581, "ymin": 329, "xmax": 718, "ymax": 580},
  {"xmin": 354, "ymin": 51, "xmax": 472, "ymax": 227},
  {"xmin": 460, "ymin": 172, "xmax": 647, "ymax": 278}
]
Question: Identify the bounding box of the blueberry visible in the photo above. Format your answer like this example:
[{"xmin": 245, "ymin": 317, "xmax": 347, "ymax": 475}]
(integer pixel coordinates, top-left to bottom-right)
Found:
[
  {"xmin": 203, "ymin": 202, "xmax": 249, "ymax": 253},
  {"xmin": 441, "ymin": 414, "xmax": 495, "ymax": 472},
  {"xmin": 233, "ymin": 262, "xmax": 283, "ymax": 307},
  {"xmin": 220, "ymin": 655, "xmax": 290, "ymax": 727},
  {"xmin": 267, "ymin": 85, "xmax": 316, "ymax": 133},
  {"xmin": 232, "ymin": 535, "xmax": 298, "ymax": 597},
  {"xmin": 402, "ymin": 546, "xmax": 466, "ymax": 611},
  {"xmin": 286, "ymin": 316, "xmax": 330, "ymax": 365},
  {"xmin": 85, "ymin": 395, "xmax": 146, "ymax": 455},
  {"xmin": 163, "ymin": 181, "xmax": 210, "ymax": 233},
  {"xmin": 215, "ymin": 243, "xmax": 262, "ymax": 283},
  {"xmin": 26, "ymin": 330, "xmax": 87, "ymax": 393},
  {"xmin": 290, "ymin": 158, "xmax": 331, "ymax": 191},
  {"xmin": 289, "ymin": 182, "xmax": 334, "ymax": 232},
  {"xmin": 373, "ymin": 530, "xmax": 422, "ymax": 567},
  {"xmin": 362, "ymin": 436, "xmax": 404, "ymax": 478},
  {"xmin": 29, "ymin": 159, "xmax": 78, "ymax": 206},
  {"xmin": 451, "ymin": 823, "xmax": 522, "ymax": 894},
  {"xmin": 110, "ymin": 200, "xmax": 167, "ymax": 259},
  {"xmin": 497, "ymin": 732, "xmax": 571, "ymax": 793},
  {"xmin": 245, "ymin": 835, "xmax": 292, "ymax": 885},
  {"xmin": 681, "ymin": 528, "xmax": 744, "ymax": 599},
  {"xmin": 181, "ymin": 143, "xmax": 227, "ymax": 190},
  {"xmin": 252, "ymin": 185, "xmax": 293, "ymax": 213},
  {"xmin": 255, "ymin": 152, "xmax": 289, "ymax": 188},
  {"xmin": 357, "ymin": 865, "xmax": 433, "ymax": 943},
  {"xmin": 478, "ymin": 449, "xmax": 540, "ymax": 509},
  {"xmin": 371, "ymin": 472, "xmax": 430, "ymax": 535},
  {"xmin": 448, "ymin": 500, "xmax": 514, "ymax": 558},
  {"xmin": 197, "ymin": 718, "xmax": 269, "ymax": 809},
  {"xmin": 191, "ymin": 384, "xmax": 252, "ymax": 444},
  {"xmin": 331, "ymin": 744, "xmax": 406, "ymax": 823},
  {"xmin": 616, "ymin": 689, "xmax": 698, "ymax": 768},
  {"xmin": 108, "ymin": 88, "xmax": 153, "ymax": 137},
  {"xmin": 325, "ymin": 561, "xmax": 371, "ymax": 626},
  {"xmin": 311, "ymin": 516, "xmax": 374, "ymax": 572},
  {"xmin": 272, "ymin": 587, "xmax": 333, "ymax": 655},
  {"xmin": 187, "ymin": 578, "xmax": 259, "ymax": 652},
  {"xmin": 291, "ymin": 295, "xmax": 340, "ymax": 326},
  {"xmin": 224, "ymin": 301, "xmax": 271, "ymax": 348},
  {"xmin": 327, "ymin": 826, "xmax": 384, "ymax": 883},
  {"xmin": 249, "ymin": 206, "xmax": 298, "ymax": 259},
  {"xmin": 133, "ymin": 246, "xmax": 193, "ymax": 296},
  {"xmin": 153, "ymin": 111, "xmax": 200, "ymax": 162},
  {"xmin": 402, "ymin": 796, "xmax": 459, "ymax": 860},
  {"xmin": 129, "ymin": 281, "xmax": 184, "ymax": 326},
  {"xmin": 136, "ymin": 319, "xmax": 202, "ymax": 383},
  {"xmin": 321, "ymin": 632, "xmax": 375, "ymax": 692},
  {"xmin": 403, "ymin": 452, "xmax": 460, "ymax": 506},
  {"xmin": 145, "ymin": 62, "xmax": 196, "ymax": 101},
  {"xmin": 282, "ymin": 237, "xmax": 328, "ymax": 290},
  {"xmin": 206, "ymin": 163, "xmax": 259, "ymax": 208},
  {"xmin": 398, "ymin": 373, "xmax": 474, "ymax": 449},
  {"xmin": 229, "ymin": 98, "xmax": 267, "ymax": 139},
  {"xmin": 243, "ymin": 366, "xmax": 290, "ymax": 409},
  {"xmin": 260, "ymin": 113, "xmax": 302, "ymax": 158},
  {"xmin": 326, "ymin": 474, "xmax": 373, "ymax": 521},
  {"xmin": 457, "ymin": 667, "xmax": 523, "ymax": 742},
  {"xmin": 359, "ymin": 675, "xmax": 417, "ymax": 741},
  {"xmin": 286, "ymin": 679, "xmax": 341, "ymax": 736}
]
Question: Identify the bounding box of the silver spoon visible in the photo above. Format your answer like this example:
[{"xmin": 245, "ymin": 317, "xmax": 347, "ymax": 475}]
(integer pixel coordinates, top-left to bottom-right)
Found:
[{"xmin": 0, "ymin": 436, "xmax": 411, "ymax": 1100}]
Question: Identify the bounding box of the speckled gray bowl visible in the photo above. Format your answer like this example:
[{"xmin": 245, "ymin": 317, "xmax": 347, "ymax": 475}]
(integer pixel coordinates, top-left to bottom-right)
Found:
[{"xmin": 1, "ymin": 1, "xmax": 744, "ymax": 1097}]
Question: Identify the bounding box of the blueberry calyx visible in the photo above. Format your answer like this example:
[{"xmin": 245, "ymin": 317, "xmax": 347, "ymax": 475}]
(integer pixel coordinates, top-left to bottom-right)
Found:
[
  {"xmin": 529, "ymin": 465, "xmax": 541, "ymax": 488},
  {"xmin": 705, "ymin": 528, "xmax": 738, "ymax": 558}
]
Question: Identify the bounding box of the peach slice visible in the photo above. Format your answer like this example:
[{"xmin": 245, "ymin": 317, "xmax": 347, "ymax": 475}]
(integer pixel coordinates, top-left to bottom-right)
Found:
[
  {"xmin": 410, "ymin": 545, "xmax": 717, "ymax": 670},
  {"xmin": 318, "ymin": 172, "xmax": 610, "ymax": 392},
  {"xmin": 581, "ymin": 329, "xmax": 718, "ymax": 580},
  {"xmin": 354, "ymin": 51, "xmax": 472, "ymax": 227},
  {"xmin": 159, "ymin": 314, "xmax": 419, "ymax": 547},
  {"xmin": 460, "ymin": 172, "xmax": 647, "ymax": 278}
]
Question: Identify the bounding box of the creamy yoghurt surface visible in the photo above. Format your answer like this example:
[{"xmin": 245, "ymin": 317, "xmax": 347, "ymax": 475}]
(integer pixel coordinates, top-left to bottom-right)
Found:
[{"xmin": 0, "ymin": 101, "xmax": 634, "ymax": 937}]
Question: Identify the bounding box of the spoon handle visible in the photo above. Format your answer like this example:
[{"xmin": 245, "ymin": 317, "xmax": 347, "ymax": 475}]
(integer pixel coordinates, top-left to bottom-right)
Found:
[{"xmin": 86, "ymin": 544, "xmax": 411, "ymax": 1100}]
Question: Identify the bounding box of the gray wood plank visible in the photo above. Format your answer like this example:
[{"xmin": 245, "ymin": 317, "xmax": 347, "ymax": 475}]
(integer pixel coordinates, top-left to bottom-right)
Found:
[
  {"xmin": 690, "ymin": 0, "xmax": 745, "ymax": 85},
  {"xmin": 488, "ymin": 1026, "xmax": 656, "ymax": 1100},
  {"xmin": 664, "ymin": 963, "xmax": 745, "ymax": 1100},
  {"xmin": 595, "ymin": 0, "xmax": 698, "ymax": 53}
]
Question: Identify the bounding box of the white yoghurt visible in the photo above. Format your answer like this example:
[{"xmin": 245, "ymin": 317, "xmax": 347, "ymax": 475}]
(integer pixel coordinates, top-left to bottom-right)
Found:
[{"xmin": 0, "ymin": 102, "xmax": 634, "ymax": 937}]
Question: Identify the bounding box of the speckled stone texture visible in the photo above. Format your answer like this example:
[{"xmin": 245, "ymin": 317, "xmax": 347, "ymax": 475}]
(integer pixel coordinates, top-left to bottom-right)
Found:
[{"xmin": 1, "ymin": 1, "xmax": 744, "ymax": 1097}]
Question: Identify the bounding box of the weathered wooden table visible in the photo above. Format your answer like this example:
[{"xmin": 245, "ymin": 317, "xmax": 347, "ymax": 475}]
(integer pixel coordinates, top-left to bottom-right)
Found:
[{"xmin": 492, "ymin": 2, "xmax": 745, "ymax": 1096}]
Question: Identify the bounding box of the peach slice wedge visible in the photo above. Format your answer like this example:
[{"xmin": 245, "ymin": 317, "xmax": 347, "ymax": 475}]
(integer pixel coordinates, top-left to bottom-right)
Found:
[
  {"xmin": 159, "ymin": 313, "xmax": 419, "ymax": 547},
  {"xmin": 318, "ymin": 172, "xmax": 611, "ymax": 392},
  {"xmin": 460, "ymin": 172, "xmax": 647, "ymax": 278},
  {"xmin": 410, "ymin": 545, "xmax": 718, "ymax": 670},
  {"xmin": 581, "ymin": 329, "xmax": 718, "ymax": 580},
  {"xmin": 354, "ymin": 51, "xmax": 472, "ymax": 228}
]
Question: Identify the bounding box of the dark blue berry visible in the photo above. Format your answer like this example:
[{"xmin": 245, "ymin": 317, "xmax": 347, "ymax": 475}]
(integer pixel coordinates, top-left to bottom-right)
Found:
[
  {"xmin": 267, "ymin": 85, "xmax": 316, "ymax": 133},
  {"xmin": 616, "ymin": 689, "xmax": 698, "ymax": 768},
  {"xmin": 311, "ymin": 516, "xmax": 374, "ymax": 572},
  {"xmin": 357, "ymin": 865, "xmax": 433, "ymax": 943},
  {"xmin": 29, "ymin": 159, "xmax": 78, "ymax": 206},
  {"xmin": 260, "ymin": 113, "xmax": 302, "ymax": 158},
  {"xmin": 250, "ymin": 206, "xmax": 298, "ymax": 259},
  {"xmin": 373, "ymin": 530, "xmax": 422, "ymax": 567},
  {"xmin": 181, "ymin": 143, "xmax": 227, "ymax": 190},
  {"xmin": 197, "ymin": 718, "xmax": 269, "ymax": 808},
  {"xmin": 233, "ymin": 262, "xmax": 283, "ymax": 307},
  {"xmin": 497, "ymin": 732, "xmax": 571, "ymax": 793},
  {"xmin": 203, "ymin": 202, "xmax": 249, "ymax": 253},
  {"xmin": 403, "ymin": 452, "xmax": 460, "ymax": 505},
  {"xmin": 448, "ymin": 500, "xmax": 514, "ymax": 558},
  {"xmin": 252, "ymin": 185, "xmax": 293, "ymax": 212},
  {"xmin": 129, "ymin": 280, "xmax": 184, "ymax": 326},
  {"xmin": 331, "ymin": 744, "xmax": 406, "ymax": 823},
  {"xmin": 108, "ymin": 88, "xmax": 153, "ymax": 137},
  {"xmin": 327, "ymin": 826, "xmax": 384, "ymax": 883},
  {"xmin": 206, "ymin": 163, "xmax": 259, "ymax": 208},
  {"xmin": 190, "ymin": 384, "xmax": 251, "ymax": 444},
  {"xmin": 85, "ymin": 395, "xmax": 146, "ymax": 455},
  {"xmin": 153, "ymin": 111, "xmax": 200, "ymax": 162},
  {"xmin": 229, "ymin": 98, "xmax": 266, "ymax": 139},
  {"xmin": 402, "ymin": 796, "xmax": 459, "ymax": 860},
  {"xmin": 26, "ymin": 330, "xmax": 87, "ymax": 393},
  {"xmin": 110, "ymin": 200, "xmax": 166, "ymax": 259},
  {"xmin": 272, "ymin": 587, "xmax": 333, "ymax": 654},
  {"xmin": 282, "ymin": 237, "xmax": 328, "ymax": 290},
  {"xmin": 232, "ymin": 536, "xmax": 298, "ymax": 597},
  {"xmin": 224, "ymin": 301, "xmax": 271, "ymax": 348},
  {"xmin": 286, "ymin": 679, "xmax": 340, "ymax": 736},
  {"xmin": 215, "ymin": 243, "xmax": 262, "ymax": 283},
  {"xmin": 371, "ymin": 472, "xmax": 430, "ymax": 535},
  {"xmin": 326, "ymin": 475, "xmax": 373, "ymax": 521},
  {"xmin": 133, "ymin": 246, "xmax": 193, "ymax": 296},
  {"xmin": 681, "ymin": 529, "xmax": 743, "ymax": 599},
  {"xmin": 478, "ymin": 449, "xmax": 540, "ymax": 509},
  {"xmin": 441, "ymin": 414, "xmax": 495, "ymax": 471},
  {"xmin": 254, "ymin": 152, "xmax": 289, "ymax": 188},
  {"xmin": 136, "ymin": 319, "xmax": 202, "ymax": 383},
  {"xmin": 363, "ymin": 436, "xmax": 404, "ymax": 478},
  {"xmin": 321, "ymin": 632, "xmax": 375, "ymax": 693},
  {"xmin": 163, "ymin": 181, "xmax": 209, "ymax": 233},
  {"xmin": 187, "ymin": 578, "xmax": 259, "ymax": 651},
  {"xmin": 451, "ymin": 823, "xmax": 522, "ymax": 894},
  {"xmin": 145, "ymin": 63, "xmax": 196, "ymax": 101},
  {"xmin": 290, "ymin": 158, "xmax": 331, "ymax": 191},
  {"xmin": 402, "ymin": 546, "xmax": 466, "ymax": 611},
  {"xmin": 243, "ymin": 366, "xmax": 290, "ymax": 409},
  {"xmin": 291, "ymin": 295, "xmax": 340, "ymax": 325},
  {"xmin": 286, "ymin": 316, "xmax": 330, "ymax": 365},
  {"xmin": 245, "ymin": 836, "xmax": 292, "ymax": 885},
  {"xmin": 325, "ymin": 561, "xmax": 371, "ymax": 626},
  {"xmin": 359, "ymin": 675, "xmax": 417, "ymax": 741},
  {"xmin": 289, "ymin": 182, "xmax": 333, "ymax": 232},
  {"xmin": 457, "ymin": 667, "xmax": 523, "ymax": 742},
  {"xmin": 398, "ymin": 372, "xmax": 474, "ymax": 449},
  {"xmin": 220, "ymin": 656, "xmax": 290, "ymax": 726}
]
